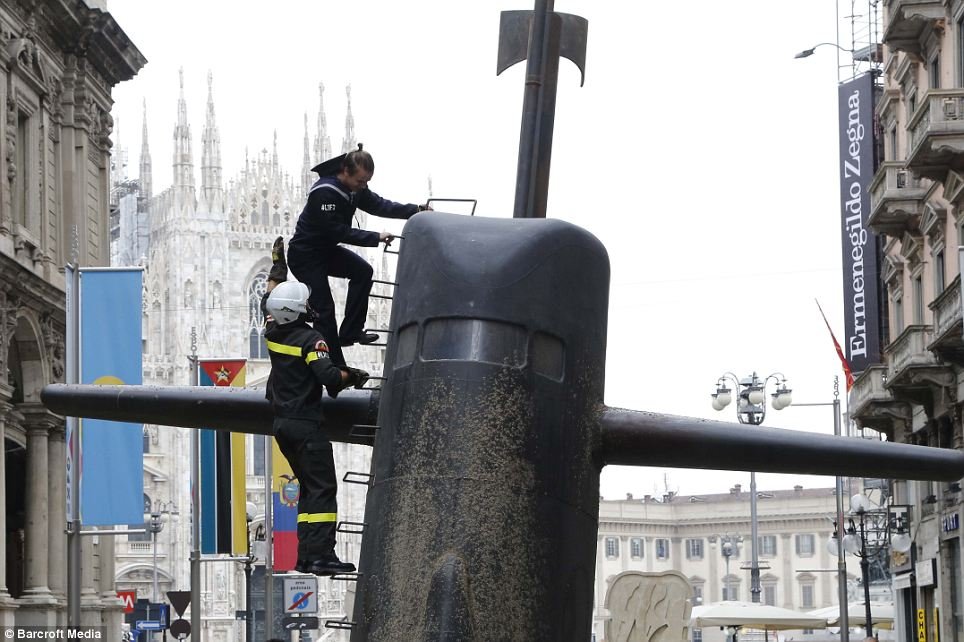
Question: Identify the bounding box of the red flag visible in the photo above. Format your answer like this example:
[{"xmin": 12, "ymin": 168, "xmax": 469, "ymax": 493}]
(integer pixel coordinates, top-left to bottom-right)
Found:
[{"xmin": 815, "ymin": 299, "xmax": 855, "ymax": 391}]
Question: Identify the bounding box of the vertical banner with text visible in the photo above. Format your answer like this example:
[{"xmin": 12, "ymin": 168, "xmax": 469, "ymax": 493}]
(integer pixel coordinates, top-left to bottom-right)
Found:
[
  {"xmin": 79, "ymin": 268, "xmax": 144, "ymax": 525},
  {"xmin": 838, "ymin": 71, "xmax": 882, "ymax": 373}
]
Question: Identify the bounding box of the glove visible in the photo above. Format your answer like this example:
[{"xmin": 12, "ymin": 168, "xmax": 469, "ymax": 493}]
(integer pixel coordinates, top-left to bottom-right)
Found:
[{"xmin": 341, "ymin": 366, "xmax": 371, "ymax": 389}]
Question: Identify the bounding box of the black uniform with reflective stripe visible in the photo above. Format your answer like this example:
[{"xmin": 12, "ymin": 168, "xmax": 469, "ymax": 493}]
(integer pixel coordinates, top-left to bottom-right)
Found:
[{"xmin": 264, "ymin": 320, "xmax": 343, "ymax": 420}]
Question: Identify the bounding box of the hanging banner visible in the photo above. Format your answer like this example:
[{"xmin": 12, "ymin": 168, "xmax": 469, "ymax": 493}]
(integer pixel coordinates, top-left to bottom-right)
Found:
[
  {"xmin": 198, "ymin": 359, "xmax": 248, "ymax": 555},
  {"xmin": 838, "ymin": 71, "xmax": 882, "ymax": 374},
  {"xmin": 272, "ymin": 441, "xmax": 298, "ymax": 572},
  {"xmin": 79, "ymin": 267, "xmax": 144, "ymax": 526}
]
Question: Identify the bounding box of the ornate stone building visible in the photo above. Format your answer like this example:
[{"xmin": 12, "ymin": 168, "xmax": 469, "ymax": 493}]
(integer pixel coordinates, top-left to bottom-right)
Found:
[
  {"xmin": 595, "ymin": 485, "xmax": 868, "ymax": 642},
  {"xmin": 110, "ymin": 74, "xmax": 391, "ymax": 640},
  {"xmin": 0, "ymin": 0, "xmax": 145, "ymax": 632},
  {"xmin": 846, "ymin": 3, "xmax": 964, "ymax": 642}
]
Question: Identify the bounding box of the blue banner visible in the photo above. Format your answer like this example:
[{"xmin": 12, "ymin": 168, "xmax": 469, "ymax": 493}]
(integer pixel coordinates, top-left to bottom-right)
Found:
[{"xmin": 79, "ymin": 268, "xmax": 144, "ymax": 525}]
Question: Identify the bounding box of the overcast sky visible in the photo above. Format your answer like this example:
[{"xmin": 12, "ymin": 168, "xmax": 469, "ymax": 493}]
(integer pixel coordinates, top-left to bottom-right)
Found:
[{"xmin": 106, "ymin": 0, "xmax": 865, "ymax": 499}]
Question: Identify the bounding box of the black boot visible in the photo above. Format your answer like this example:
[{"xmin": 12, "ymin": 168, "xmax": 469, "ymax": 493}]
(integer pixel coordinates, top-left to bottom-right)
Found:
[{"xmin": 307, "ymin": 554, "xmax": 356, "ymax": 576}]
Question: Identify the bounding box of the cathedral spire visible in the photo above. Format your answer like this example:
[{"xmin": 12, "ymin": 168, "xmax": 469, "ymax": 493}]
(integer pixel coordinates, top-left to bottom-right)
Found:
[
  {"xmin": 200, "ymin": 70, "xmax": 223, "ymax": 210},
  {"xmin": 272, "ymin": 129, "xmax": 279, "ymax": 172},
  {"xmin": 302, "ymin": 113, "xmax": 311, "ymax": 194},
  {"xmin": 139, "ymin": 99, "xmax": 152, "ymax": 199},
  {"xmin": 341, "ymin": 83, "xmax": 356, "ymax": 153},
  {"xmin": 172, "ymin": 67, "xmax": 195, "ymax": 204},
  {"xmin": 314, "ymin": 82, "xmax": 332, "ymax": 164}
]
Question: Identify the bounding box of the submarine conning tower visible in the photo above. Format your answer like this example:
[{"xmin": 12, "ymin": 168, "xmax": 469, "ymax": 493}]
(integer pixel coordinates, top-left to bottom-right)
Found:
[{"xmin": 351, "ymin": 212, "xmax": 610, "ymax": 641}]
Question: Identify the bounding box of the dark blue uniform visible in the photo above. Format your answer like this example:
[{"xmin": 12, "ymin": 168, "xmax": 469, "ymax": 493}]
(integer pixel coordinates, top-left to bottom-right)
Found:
[{"xmin": 288, "ymin": 176, "xmax": 418, "ymax": 365}]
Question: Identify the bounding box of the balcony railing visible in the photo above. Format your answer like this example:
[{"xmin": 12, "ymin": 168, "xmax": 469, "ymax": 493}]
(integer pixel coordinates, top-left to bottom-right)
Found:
[
  {"xmin": 849, "ymin": 366, "xmax": 892, "ymax": 416},
  {"xmin": 868, "ymin": 161, "xmax": 927, "ymax": 235},
  {"xmin": 885, "ymin": 325, "xmax": 938, "ymax": 378},
  {"xmin": 907, "ymin": 89, "xmax": 964, "ymax": 179},
  {"xmin": 931, "ymin": 275, "xmax": 961, "ymax": 340}
]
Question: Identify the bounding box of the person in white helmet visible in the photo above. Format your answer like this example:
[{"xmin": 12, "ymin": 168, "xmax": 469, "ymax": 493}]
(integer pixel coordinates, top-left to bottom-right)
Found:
[{"xmin": 264, "ymin": 279, "xmax": 368, "ymax": 575}]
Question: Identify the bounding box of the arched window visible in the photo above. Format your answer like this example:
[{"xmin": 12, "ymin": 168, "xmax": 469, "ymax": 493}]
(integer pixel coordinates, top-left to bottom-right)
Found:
[{"xmin": 249, "ymin": 272, "xmax": 269, "ymax": 359}]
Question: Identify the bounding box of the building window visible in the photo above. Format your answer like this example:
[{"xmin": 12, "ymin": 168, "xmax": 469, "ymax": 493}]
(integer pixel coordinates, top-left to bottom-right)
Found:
[
  {"xmin": 931, "ymin": 55, "xmax": 941, "ymax": 89},
  {"xmin": 801, "ymin": 583, "xmax": 815, "ymax": 608},
  {"xmin": 936, "ymin": 249, "xmax": 946, "ymax": 294},
  {"xmin": 692, "ymin": 583, "xmax": 704, "ymax": 606},
  {"xmin": 605, "ymin": 537, "xmax": 619, "ymax": 558},
  {"xmin": 913, "ymin": 274, "xmax": 924, "ymax": 324},
  {"xmin": 656, "ymin": 538, "xmax": 670, "ymax": 560},
  {"xmin": 909, "ymin": 91, "xmax": 917, "ymax": 114},
  {"xmin": 759, "ymin": 535, "xmax": 777, "ymax": 557},
  {"xmin": 763, "ymin": 583, "xmax": 777, "ymax": 606},
  {"xmin": 693, "ymin": 629, "xmax": 703, "ymax": 642},
  {"xmin": 894, "ymin": 295, "xmax": 904, "ymax": 336},
  {"xmin": 959, "ymin": 15, "xmax": 964, "ymax": 85},
  {"xmin": 796, "ymin": 534, "xmax": 815, "ymax": 557},
  {"xmin": 630, "ymin": 537, "xmax": 644, "ymax": 559},
  {"xmin": 722, "ymin": 575, "xmax": 740, "ymax": 601},
  {"xmin": 889, "ymin": 126, "xmax": 897, "ymax": 161},
  {"xmin": 686, "ymin": 538, "xmax": 704, "ymax": 560},
  {"xmin": 253, "ymin": 434, "xmax": 265, "ymax": 476},
  {"xmin": 143, "ymin": 427, "xmax": 151, "ymax": 454},
  {"xmin": 248, "ymin": 272, "xmax": 269, "ymax": 359}
]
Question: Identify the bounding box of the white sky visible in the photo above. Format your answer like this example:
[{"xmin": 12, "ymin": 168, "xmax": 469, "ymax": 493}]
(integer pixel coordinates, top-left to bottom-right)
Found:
[{"xmin": 106, "ymin": 0, "xmax": 862, "ymax": 499}]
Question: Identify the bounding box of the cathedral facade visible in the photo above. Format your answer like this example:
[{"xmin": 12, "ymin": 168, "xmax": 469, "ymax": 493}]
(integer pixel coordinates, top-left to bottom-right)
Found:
[{"xmin": 110, "ymin": 74, "xmax": 389, "ymax": 640}]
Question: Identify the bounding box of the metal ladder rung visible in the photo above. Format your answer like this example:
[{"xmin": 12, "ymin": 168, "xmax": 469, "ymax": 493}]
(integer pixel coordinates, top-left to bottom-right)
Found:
[
  {"xmin": 325, "ymin": 618, "xmax": 356, "ymax": 630},
  {"xmin": 361, "ymin": 342, "xmax": 388, "ymax": 347},
  {"xmin": 384, "ymin": 249, "xmax": 399, "ymax": 255},
  {"xmin": 367, "ymin": 376, "xmax": 387, "ymax": 381},
  {"xmin": 372, "ymin": 278, "xmax": 398, "ymax": 287},
  {"xmin": 343, "ymin": 470, "xmax": 374, "ymax": 485},
  {"xmin": 359, "ymin": 386, "xmax": 381, "ymax": 392},
  {"xmin": 368, "ymin": 328, "xmax": 393, "ymax": 334},
  {"xmin": 370, "ymin": 293, "xmax": 393, "ymax": 300},
  {"xmin": 348, "ymin": 424, "xmax": 379, "ymax": 439},
  {"xmin": 331, "ymin": 571, "xmax": 362, "ymax": 582},
  {"xmin": 336, "ymin": 520, "xmax": 367, "ymax": 535}
]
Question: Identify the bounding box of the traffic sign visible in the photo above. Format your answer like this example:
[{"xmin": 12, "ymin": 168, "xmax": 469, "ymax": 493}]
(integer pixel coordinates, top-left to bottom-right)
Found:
[
  {"xmin": 283, "ymin": 576, "xmax": 318, "ymax": 614},
  {"xmin": 169, "ymin": 618, "xmax": 191, "ymax": 639},
  {"xmin": 136, "ymin": 620, "xmax": 164, "ymax": 631},
  {"xmin": 117, "ymin": 590, "xmax": 136, "ymax": 614},
  {"xmin": 167, "ymin": 590, "xmax": 191, "ymax": 617}
]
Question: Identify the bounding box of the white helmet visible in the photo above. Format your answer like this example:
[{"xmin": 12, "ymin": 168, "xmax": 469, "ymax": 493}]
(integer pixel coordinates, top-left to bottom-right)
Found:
[{"xmin": 266, "ymin": 281, "xmax": 310, "ymax": 324}]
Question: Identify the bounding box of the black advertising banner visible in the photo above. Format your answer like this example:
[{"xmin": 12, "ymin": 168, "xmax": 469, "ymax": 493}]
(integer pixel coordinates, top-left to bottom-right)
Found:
[{"xmin": 838, "ymin": 72, "xmax": 881, "ymax": 372}]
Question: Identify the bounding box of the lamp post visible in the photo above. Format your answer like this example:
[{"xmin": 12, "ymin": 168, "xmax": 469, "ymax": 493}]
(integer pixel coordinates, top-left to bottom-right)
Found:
[
  {"xmin": 827, "ymin": 493, "xmax": 913, "ymax": 640},
  {"xmin": 719, "ymin": 533, "xmax": 741, "ymax": 600},
  {"xmin": 147, "ymin": 500, "xmax": 177, "ymax": 640},
  {"xmin": 793, "ymin": 377, "xmax": 849, "ymax": 641},
  {"xmin": 712, "ymin": 372, "xmax": 792, "ymax": 602},
  {"xmin": 244, "ymin": 501, "xmax": 257, "ymax": 642},
  {"xmin": 794, "ymin": 42, "xmax": 853, "ymax": 59}
]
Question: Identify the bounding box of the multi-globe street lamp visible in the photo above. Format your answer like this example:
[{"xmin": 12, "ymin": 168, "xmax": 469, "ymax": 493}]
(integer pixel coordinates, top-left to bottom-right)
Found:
[
  {"xmin": 719, "ymin": 533, "xmax": 742, "ymax": 600},
  {"xmin": 712, "ymin": 372, "xmax": 792, "ymax": 603},
  {"xmin": 827, "ymin": 493, "xmax": 913, "ymax": 640}
]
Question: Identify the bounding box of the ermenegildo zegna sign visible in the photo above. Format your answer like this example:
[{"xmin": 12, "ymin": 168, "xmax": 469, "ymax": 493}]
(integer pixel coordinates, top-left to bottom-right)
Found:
[{"xmin": 838, "ymin": 72, "xmax": 881, "ymax": 372}]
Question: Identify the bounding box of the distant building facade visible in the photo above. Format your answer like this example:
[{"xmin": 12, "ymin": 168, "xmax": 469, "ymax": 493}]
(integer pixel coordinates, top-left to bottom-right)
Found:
[
  {"xmin": 109, "ymin": 76, "xmax": 388, "ymax": 639},
  {"xmin": 0, "ymin": 0, "xmax": 145, "ymax": 632},
  {"xmin": 594, "ymin": 485, "xmax": 865, "ymax": 642}
]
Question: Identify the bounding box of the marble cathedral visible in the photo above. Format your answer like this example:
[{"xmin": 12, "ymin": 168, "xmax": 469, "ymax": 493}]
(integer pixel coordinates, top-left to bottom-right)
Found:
[{"xmin": 110, "ymin": 72, "xmax": 391, "ymax": 640}]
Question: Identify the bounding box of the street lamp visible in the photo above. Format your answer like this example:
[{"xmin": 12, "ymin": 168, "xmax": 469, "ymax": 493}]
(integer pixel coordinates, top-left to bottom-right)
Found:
[
  {"xmin": 712, "ymin": 372, "xmax": 791, "ymax": 603},
  {"xmin": 826, "ymin": 493, "xmax": 909, "ymax": 640},
  {"xmin": 719, "ymin": 533, "xmax": 742, "ymax": 600},
  {"xmin": 244, "ymin": 501, "xmax": 257, "ymax": 642},
  {"xmin": 794, "ymin": 42, "xmax": 852, "ymax": 59},
  {"xmin": 147, "ymin": 500, "xmax": 177, "ymax": 640}
]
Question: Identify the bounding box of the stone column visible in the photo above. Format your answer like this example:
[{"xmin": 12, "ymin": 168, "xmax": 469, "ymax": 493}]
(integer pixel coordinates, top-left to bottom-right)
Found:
[
  {"xmin": 47, "ymin": 422, "xmax": 67, "ymax": 602},
  {"xmin": 79, "ymin": 533, "xmax": 102, "ymax": 629},
  {"xmin": 0, "ymin": 396, "xmax": 19, "ymax": 627},
  {"xmin": 18, "ymin": 405, "xmax": 57, "ymax": 627},
  {"xmin": 99, "ymin": 534, "xmax": 123, "ymax": 636}
]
